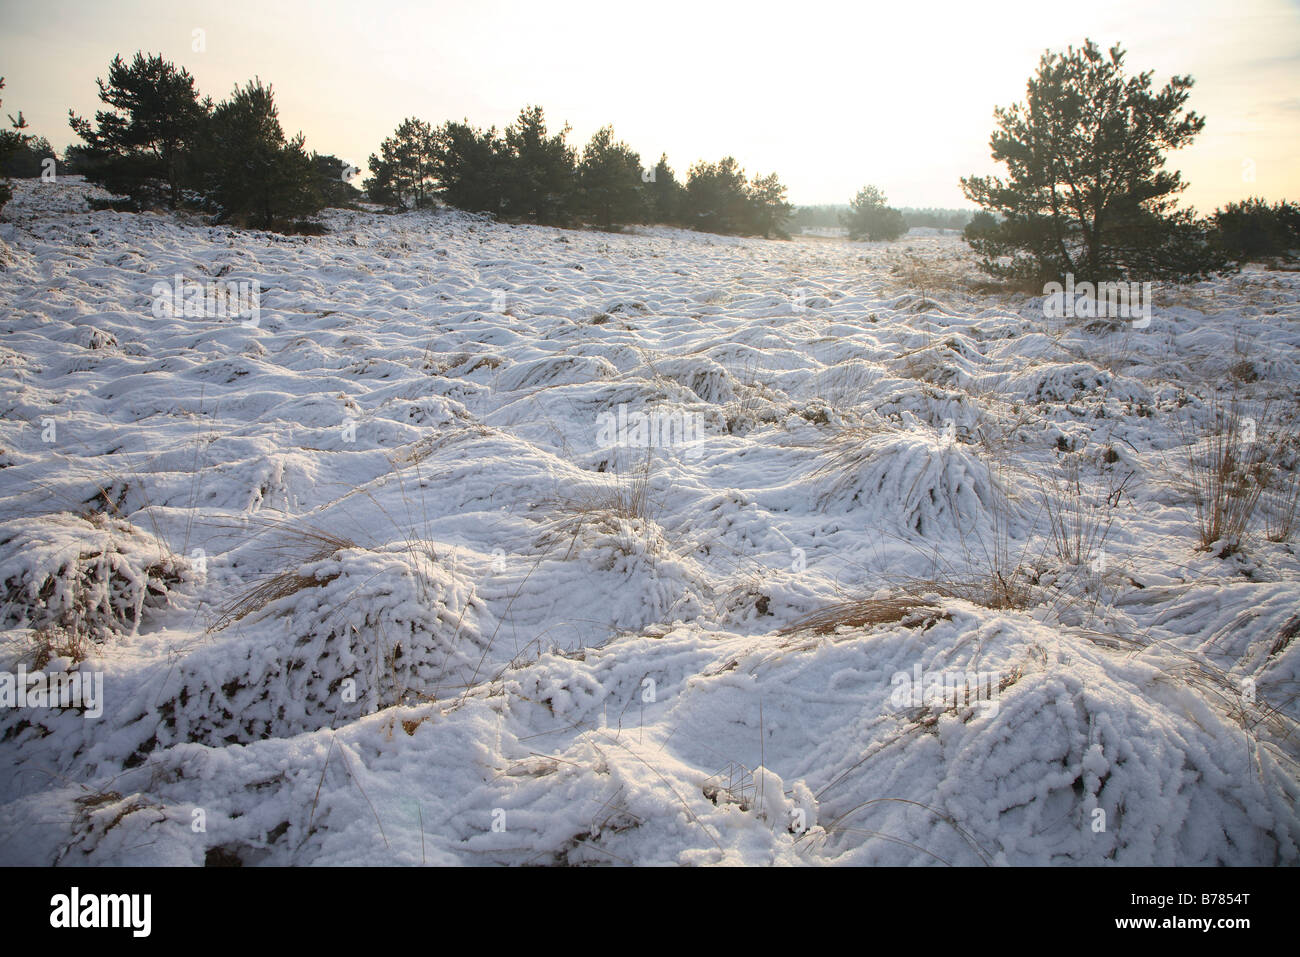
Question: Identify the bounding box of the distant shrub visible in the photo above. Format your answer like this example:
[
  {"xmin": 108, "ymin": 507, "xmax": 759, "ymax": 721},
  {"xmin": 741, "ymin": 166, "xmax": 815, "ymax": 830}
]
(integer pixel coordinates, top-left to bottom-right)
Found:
[
  {"xmin": 1212, "ymin": 198, "xmax": 1300, "ymax": 262},
  {"xmin": 679, "ymin": 157, "xmax": 751, "ymax": 234},
  {"xmin": 364, "ymin": 118, "xmax": 437, "ymax": 209},
  {"xmin": 2, "ymin": 134, "xmax": 54, "ymax": 178},
  {"xmin": 501, "ymin": 105, "xmax": 577, "ymax": 226},
  {"xmin": 843, "ymin": 185, "xmax": 907, "ymax": 241},
  {"xmin": 312, "ymin": 153, "xmax": 363, "ymax": 208},
  {"xmin": 902, "ymin": 208, "xmax": 972, "ymax": 230},
  {"xmin": 427, "ymin": 120, "xmax": 510, "ymax": 215},
  {"xmin": 67, "ymin": 52, "xmax": 331, "ymax": 232},
  {"xmin": 674, "ymin": 156, "xmax": 792, "ymax": 237},
  {"xmin": 363, "ymin": 106, "xmax": 789, "ymax": 237},
  {"xmin": 0, "ymin": 75, "xmax": 33, "ymax": 213},
  {"xmin": 746, "ymin": 172, "xmax": 794, "ymax": 239},
  {"xmin": 964, "ymin": 210, "xmax": 999, "ymax": 242},
  {"xmin": 643, "ymin": 153, "xmax": 683, "ymax": 225}
]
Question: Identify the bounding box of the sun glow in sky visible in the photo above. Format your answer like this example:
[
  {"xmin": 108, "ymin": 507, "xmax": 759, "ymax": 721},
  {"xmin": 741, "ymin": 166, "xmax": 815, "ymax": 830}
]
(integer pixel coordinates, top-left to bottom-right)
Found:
[{"xmin": 2, "ymin": 0, "xmax": 1297, "ymax": 210}]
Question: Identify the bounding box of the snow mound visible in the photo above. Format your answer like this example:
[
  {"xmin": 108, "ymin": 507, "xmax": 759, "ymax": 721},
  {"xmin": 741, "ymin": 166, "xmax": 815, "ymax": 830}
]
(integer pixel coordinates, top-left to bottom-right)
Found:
[
  {"xmin": 494, "ymin": 354, "xmax": 618, "ymax": 391},
  {"xmin": 803, "ymin": 359, "xmax": 884, "ymax": 409},
  {"xmin": 128, "ymin": 543, "xmax": 486, "ymax": 751},
  {"xmin": 1013, "ymin": 362, "xmax": 1111, "ymax": 401},
  {"xmin": 802, "ymin": 608, "xmax": 1300, "ymax": 865},
  {"xmin": 817, "ymin": 429, "xmax": 1006, "ymax": 538},
  {"xmin": 650, "ymin": 356, "xmax": 736, "ymax": 404},
  {"xmin": 0, "ymin": 511, "xmax": 191, "ymax": 641}
]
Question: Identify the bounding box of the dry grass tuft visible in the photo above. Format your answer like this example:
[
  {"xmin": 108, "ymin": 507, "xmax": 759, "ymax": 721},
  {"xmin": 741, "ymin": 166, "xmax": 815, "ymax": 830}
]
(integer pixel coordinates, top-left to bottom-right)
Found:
[
  {"xmin": 887, "ymin": 250, "xmax": 970, "ymax": 301},
  {"xmin": 551, "ymin": 449, "xmax": 655, "ymax": 526},
  {"xmin": 1263, "ymin": 466, "xmax": 1300, "ymax": 543},
  {"xmin": 1183, "ymin": 398, "xmax": 1276, "ymax": 553},
  {"xmin": 1269, "ymin": 615, "xmax": 1300, "ymax": 659},
  {"xmin": 912, "ymin": 572, "xmax": 1037, "ymax": 611},
  {"xmin": 0, "ymin": 511, "xmax": 189, "ymax": 642},
  {"xmin": 906, "ymin": 465, "xmax": 1042, "ymax": 611},
  {"xmin": 29, "ymin": 625, "xmax": 91, "ymax": 668},
  {"xmin": 779, "ymin": 597, "xmax": 948, "ymax": 636},
  {"xmin": 723, "ymin": 357, "xmax": 783, "ymax": 434},
  {"xmin": 702, "ymin": 762, "xmax": 756, "ymax": 810},
  {"xmin": 537, "ymin": 449, "xmax": 663, "ymax": 562},
  {"xmin": 211, "ymin": 522, "xmax": 356, "ymax": 630},
  {"xmin": 1038, "ymin": 453, "xmax": 1131, "ymax": 570},
  {"xmin": 811, "ymin": 421, "xmax": 893, "ymax": 483}
]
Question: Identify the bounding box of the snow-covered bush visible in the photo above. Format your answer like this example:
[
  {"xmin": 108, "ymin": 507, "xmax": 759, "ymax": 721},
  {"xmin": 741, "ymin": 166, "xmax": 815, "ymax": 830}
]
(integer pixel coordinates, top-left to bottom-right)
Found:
[
  {"xmin": 135, "ymin": 542, "xmax": 486, "ymax": 750},
  {"xmin": 0, "ymin": 511, "xmax": 190, "ymax": 642}
]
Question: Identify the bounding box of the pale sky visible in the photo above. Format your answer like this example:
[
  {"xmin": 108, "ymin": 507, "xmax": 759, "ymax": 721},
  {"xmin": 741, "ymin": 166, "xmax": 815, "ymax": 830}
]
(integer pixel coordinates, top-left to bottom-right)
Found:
[{"xmin": 1, "ymin": 0, "xmax": 1297, "ymax": 210}]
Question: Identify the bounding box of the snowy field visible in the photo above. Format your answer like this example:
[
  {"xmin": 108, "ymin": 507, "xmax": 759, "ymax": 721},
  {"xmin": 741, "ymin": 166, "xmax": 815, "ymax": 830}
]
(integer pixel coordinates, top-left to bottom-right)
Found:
[{"xmin": 1, "ymin": 177, "xmax": 1298, "ymax": 865}]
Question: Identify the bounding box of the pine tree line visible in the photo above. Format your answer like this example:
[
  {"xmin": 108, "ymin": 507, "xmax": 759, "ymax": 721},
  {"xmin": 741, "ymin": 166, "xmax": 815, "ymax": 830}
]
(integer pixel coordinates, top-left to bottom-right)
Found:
[
  {"xmin": 2, "ymin": 42, "xmax": 1295, "ymax": 269},
  {"xmin": 60, "ymin": 53, "xmax": 352, "ymax": 230},
  {"xmin": 364, "ymin": 107, "xmax": 794, "ymax": 237},
  {"xmin": 789, "ymin": 205, "xmax": 972, "ymax": 233},
  {"xmin": 0, "ymin": 76, "xmax": 34, "ymax": 211}
]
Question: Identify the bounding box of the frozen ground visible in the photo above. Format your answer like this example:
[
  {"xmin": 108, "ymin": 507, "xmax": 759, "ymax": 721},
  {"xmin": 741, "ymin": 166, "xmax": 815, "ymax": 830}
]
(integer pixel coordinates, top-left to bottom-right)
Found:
[{"xmin": 0, "ymin": 177, "xmax": 1297, "ymax": 865}]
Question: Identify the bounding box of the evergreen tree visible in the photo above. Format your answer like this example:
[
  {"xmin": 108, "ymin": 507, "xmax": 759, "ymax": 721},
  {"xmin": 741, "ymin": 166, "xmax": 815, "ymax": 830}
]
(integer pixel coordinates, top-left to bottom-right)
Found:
[
  {"xmin": 576, "ymin": 125, "xmax": 644, "ymax": 229},
  {"xmin": 1212, "ymin": 198, "xmax": 1300, "ymax": 262},
  {"xmin": 362, "ymin": 150, "xmax": 399, "ymax": 206},
  {"xmin": 0, "ymin": 76, "xmax": 31, "ymax": 212},
  {"xmin": 367, "ymin": 118, "xmax": 437, "ymax": 209},
  {"xmin": 960, "ymin": 39, "xmax": 1230, "ymax": 283},
  {"xmin": 502, "ymin": 105, "xmax": 575, "ymax": 225},
  {"xmin": 643, "ymin": 153, "xmax": 682, "ymax": 224},
  {"xmin": 842, "ymin": 185, "xmax": 907, "ymax": 240},
  {"xmin": 4, "ymin": 136, "xmax": 55, "ymax": 178},
  {"xmin": 963, "ymin": 210, "xmax": 999, "ymax": 242},
  {"xmin": 429, "ymin": 120, "xmax": 509, "ymax": 214},
  {"xmin": 61, "ymin": 144, "xmax": 96, "ymax": 176},
  {"xmin": 683, "ymin": 157, "xmax": 750, "ymax": 234},
  {"xmin": 68, "ymin": 53, "xmax": 208, "ymax": 208},
  {"xmin": 746, "ymin": 172, "xmax": 793, "ymax": 238},
  {"xmin": 205, "ymin": 79, "xmax": 321, "ymax": 229},
  {"xmin": 312, "ymin": 153, "xmax": 363, "ymax": 208},
  {"xmin": 789, "ymin": 205, "xmax": 848, "ymax": 231},
  {"xmin": 901, "ymin": 208, "xmax": 973, "ymax": 230}
]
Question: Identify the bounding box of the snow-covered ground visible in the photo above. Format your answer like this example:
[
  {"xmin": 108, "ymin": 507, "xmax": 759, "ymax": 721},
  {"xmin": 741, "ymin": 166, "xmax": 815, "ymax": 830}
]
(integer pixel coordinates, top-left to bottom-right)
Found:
[{"xmin": 1, "ymin": 177, "xmax": 1297, "ymax": 865}]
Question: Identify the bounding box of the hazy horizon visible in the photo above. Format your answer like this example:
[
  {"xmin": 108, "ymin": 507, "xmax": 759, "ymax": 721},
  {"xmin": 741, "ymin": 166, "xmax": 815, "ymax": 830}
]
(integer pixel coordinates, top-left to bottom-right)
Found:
[{"xmin": 2, "ymin": 0, "xmax": 1297, "ymax": 211}]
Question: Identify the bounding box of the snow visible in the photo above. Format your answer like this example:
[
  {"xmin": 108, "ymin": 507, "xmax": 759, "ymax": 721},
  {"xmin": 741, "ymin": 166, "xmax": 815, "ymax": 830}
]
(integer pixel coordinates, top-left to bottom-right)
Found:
[{"xmin": 1, "ymin": 177, "xmax": 1298, "ymax": 865}]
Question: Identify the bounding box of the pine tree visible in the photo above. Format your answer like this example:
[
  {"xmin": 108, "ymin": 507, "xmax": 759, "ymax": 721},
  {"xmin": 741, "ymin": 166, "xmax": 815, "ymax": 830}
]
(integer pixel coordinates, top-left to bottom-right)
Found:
[
  {"xmin": 429, "ymin": 120, "xmax": 509, "ymax": 215},
  {"xmin": 576, "ymin": 125, "xmax": 644, "ymax": 229},
  {"xmin": 0, "ymin": 76, "xmax": 32, "ymax": 213},
  {"xmin": 502, "ymin": 105, "xmax": 575, "ymax": 225},
  {"xmin": 842, "ymin": 185, "xmax": 906, "ymax": 240},
  {"xmin": 746, "ymin": 172, "xmax": 793, "ymax": 238},
  {"xmin": 312, "ymin": 153, "xmax": 362, "ymax": 208},
  {"xmin": 643, "ymin": 153, "xmax": 682, "ymax": 224},
  {"xmin": 362, "ymin": 151, "xmax": 399, "ymax": 206},
  {"xmin": 963, "ymin": 210, "xmax": 999, "ymax": 242},
  {"xmin": 683, "ymin": 157, "xmax": 749, "ymax": 234},
  {"xmin": 960, "ymin": 39, "xmax": 1230, "ymax": 283},
  {"xmin": 382, "ymin": 118, "xmax": 438, "ymax": 209},
  {"xmin": 4, "ymin": 136, "xmax": 55, "ymax": 178},
  {"xmin": 68, "ymin": 53, "xmax": 208, "ymax": 209},
  {"xmin": 205, "ymin": 79, "xmax": 321, "ymax": 229},
  {"xmin": 1212, "ymin": 198, "xmax": 1300, "ymax": 262}
]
